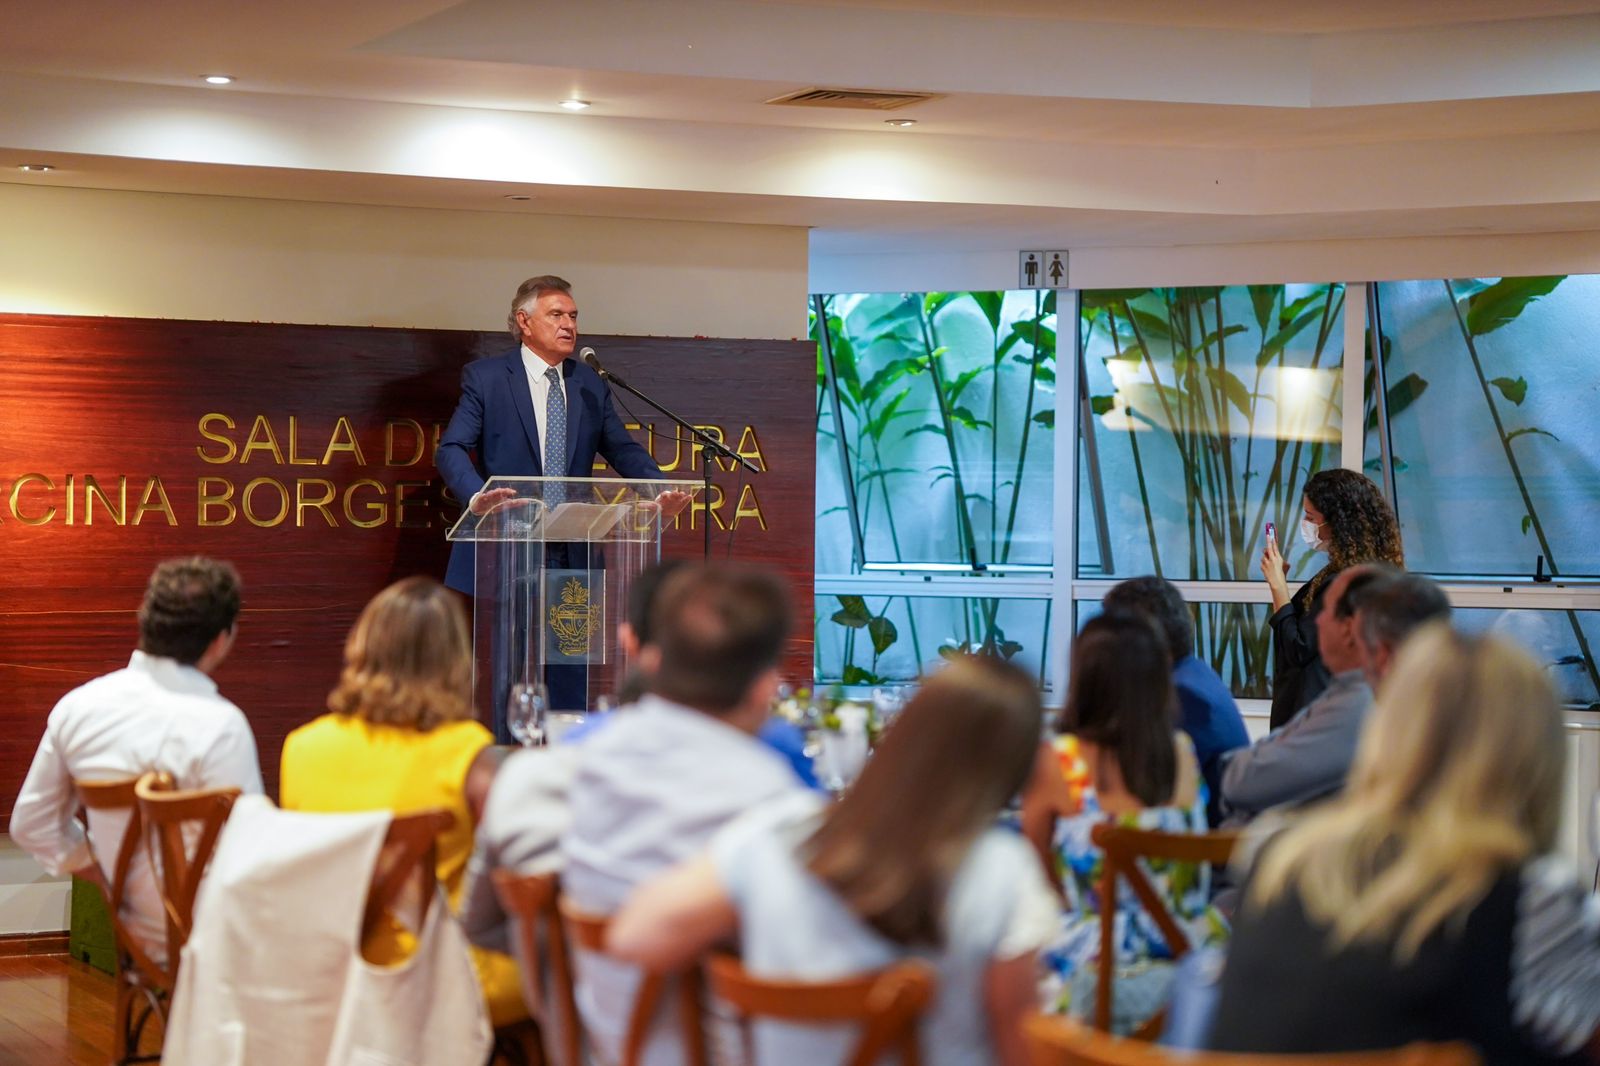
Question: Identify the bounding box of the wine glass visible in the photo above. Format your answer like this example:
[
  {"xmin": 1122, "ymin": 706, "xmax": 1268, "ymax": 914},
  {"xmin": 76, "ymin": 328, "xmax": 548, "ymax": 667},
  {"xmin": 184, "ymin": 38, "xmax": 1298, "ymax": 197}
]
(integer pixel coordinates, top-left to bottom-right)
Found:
[{"xmin": 506, "ymin": 682, "xmax": 548, "ymax": 747}]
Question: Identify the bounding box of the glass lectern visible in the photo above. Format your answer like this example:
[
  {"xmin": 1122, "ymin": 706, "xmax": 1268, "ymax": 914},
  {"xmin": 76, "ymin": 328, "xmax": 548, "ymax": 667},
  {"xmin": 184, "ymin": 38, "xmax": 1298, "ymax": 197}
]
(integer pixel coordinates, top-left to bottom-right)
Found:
[{"xmin": 445, "ymin": 476, "xmax": 702, "ymax": 734}]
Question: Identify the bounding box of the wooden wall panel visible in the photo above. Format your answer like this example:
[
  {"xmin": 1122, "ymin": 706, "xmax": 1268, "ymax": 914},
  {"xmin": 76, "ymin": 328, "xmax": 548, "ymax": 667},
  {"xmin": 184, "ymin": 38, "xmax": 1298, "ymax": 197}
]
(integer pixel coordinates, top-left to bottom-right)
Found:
[{"xmin": 0, "ymin": 314, "xmax": 814, "ymax": 825}]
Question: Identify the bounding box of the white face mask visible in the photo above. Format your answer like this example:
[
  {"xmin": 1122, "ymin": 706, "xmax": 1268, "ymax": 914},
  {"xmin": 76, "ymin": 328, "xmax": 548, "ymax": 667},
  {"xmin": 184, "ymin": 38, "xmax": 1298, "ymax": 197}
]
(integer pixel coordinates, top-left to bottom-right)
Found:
[{"xmin": 1299, "ymin": 517, "xmax": 1326, "ymax": 552}]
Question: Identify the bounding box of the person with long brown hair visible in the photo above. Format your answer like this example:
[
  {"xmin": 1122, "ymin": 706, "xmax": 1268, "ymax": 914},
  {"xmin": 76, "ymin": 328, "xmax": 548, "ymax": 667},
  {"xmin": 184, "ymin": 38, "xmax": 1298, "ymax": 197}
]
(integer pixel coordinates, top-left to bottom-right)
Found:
[
  {"xmin": 1021, "ymin": 608, "xmax": 1222, "ymax": 1033},
  {"xmin": 1210, "ymin": 626, "xmax": 1600, "ymax": 1063},
  {"xmin": 279, "ymin": 576, "xmax": 526, "ymax": 1028},
  {"xmin": 606, "ymin": 656, "xmax": 1059, "ymax": 1066},
  {"xmin": 1261, "ymin": 468, "xmax": 1403, "ymax": 729}
]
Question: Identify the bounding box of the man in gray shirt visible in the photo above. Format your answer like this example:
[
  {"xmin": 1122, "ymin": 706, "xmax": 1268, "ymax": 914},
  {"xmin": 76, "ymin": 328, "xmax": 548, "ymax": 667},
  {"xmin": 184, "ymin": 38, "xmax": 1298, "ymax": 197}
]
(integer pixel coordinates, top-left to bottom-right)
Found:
[{"xmin": 1222, "ymin": 566, "xmax": 1453, "ymax": 825}]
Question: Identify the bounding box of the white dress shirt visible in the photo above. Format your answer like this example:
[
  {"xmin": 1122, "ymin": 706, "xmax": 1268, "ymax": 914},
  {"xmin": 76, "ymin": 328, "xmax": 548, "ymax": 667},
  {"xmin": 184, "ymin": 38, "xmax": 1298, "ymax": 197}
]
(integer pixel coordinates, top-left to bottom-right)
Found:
[
  {"xmin": 522, "ymin": 343, "xmax": 569, "ymax": 469},
  {"xmin": 10, "ymin": 650, "xmax": 264, "ymax": 960}
]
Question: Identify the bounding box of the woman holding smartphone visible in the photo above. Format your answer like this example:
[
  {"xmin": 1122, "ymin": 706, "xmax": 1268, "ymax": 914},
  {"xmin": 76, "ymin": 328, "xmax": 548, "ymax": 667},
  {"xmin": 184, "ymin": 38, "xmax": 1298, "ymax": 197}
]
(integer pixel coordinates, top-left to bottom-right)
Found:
[{"xmin": 1261, "ymin": 469, "xmax": 1403, "ymax": 729}]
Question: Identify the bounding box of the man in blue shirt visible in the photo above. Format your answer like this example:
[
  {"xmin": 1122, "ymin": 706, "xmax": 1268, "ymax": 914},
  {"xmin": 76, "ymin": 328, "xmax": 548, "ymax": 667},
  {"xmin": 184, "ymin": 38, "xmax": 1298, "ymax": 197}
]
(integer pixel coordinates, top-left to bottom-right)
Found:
[{"xmin": 1103, "ymin": 576, "xmax": 1249, "ymax": 826}]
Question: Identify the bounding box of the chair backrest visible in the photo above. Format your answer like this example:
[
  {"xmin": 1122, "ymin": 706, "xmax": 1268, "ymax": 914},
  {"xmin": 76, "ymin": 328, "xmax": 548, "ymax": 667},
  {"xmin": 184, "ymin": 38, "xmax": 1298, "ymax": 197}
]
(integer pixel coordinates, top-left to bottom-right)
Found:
[
  {"xmin": 1088, "ymin": 823, "xmax": 1240, "ymax": 1037},
  {"xmin": 560, "ymin": 900, "xmax": 710, "ymax": 1066},
  {"xmin": 1023, "ymin": 1014, "xmax": 1481, "ymax": 1066},
  {"xmin": 76, "ymin": 774, "xmax": 168, "ymax": 988},
  {"xmin": 706, "ymin": 953, "xmax": 934, "ymax": 1066},
  {"xmin": 133, "ymin": 771, "xmax": 239, "ymax": 978},
  {"xmin": 365, "ymin": 808, "xmax": 455, "ymax": 946},
  {"xmin": 495, "ymin": 869, "xmax": 582, "ymax": 1066}
]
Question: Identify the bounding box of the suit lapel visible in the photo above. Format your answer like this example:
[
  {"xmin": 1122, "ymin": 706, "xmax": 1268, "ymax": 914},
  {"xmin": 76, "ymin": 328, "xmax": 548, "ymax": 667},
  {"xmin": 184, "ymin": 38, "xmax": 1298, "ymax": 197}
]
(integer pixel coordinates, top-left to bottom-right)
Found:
[{"xmin": 506, "ymin": 352, "xmax": 544, "ymax": 471}]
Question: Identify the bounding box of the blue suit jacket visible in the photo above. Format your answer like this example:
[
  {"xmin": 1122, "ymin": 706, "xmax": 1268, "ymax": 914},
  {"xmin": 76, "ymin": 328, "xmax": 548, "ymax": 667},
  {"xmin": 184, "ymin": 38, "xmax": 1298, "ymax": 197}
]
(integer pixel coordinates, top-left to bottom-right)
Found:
[{"xmin": 436, "ymin": 349, "xmax": 663, "ymax": 592}]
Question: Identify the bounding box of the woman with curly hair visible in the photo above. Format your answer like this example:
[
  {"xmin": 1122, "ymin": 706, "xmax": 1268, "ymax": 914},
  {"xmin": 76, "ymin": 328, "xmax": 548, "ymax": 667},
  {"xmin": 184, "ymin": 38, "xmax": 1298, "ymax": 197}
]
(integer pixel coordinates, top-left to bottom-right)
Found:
[
  {"xmin": 1260, "ymin": 468, "xmax": 1403, "ymax": 729},
  {"xmin": 280, "ymin": 576, "xmax": 526, "ymax": 1028}
]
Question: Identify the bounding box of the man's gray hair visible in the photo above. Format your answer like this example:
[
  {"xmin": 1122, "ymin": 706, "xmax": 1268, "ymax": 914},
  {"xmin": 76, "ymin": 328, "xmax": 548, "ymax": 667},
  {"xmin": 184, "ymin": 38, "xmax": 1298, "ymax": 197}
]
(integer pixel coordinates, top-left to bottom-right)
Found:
[
  {"xmin": 506, "ymin": 275, "xmax": 573, "ymax": 339},
  {"xmin": 1358, "ymin": 572, "xmax": 1452, "ymax": 655}
]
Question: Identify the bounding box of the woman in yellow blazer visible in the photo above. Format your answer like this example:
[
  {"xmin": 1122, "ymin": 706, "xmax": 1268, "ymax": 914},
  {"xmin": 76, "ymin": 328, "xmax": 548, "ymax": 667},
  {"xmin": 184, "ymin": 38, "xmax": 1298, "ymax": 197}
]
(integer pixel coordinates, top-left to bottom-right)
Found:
[{"xmin": 281, "ymin": 575, "xmax": 525, "ymax": 1027}]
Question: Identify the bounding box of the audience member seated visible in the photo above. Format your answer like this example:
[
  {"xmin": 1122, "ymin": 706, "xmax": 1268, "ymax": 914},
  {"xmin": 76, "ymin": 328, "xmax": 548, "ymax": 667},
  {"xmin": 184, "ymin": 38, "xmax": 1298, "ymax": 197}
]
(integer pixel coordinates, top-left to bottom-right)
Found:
[
  {"xmin": 1219, "ymin": 567, "xmax": 1451, "ymax": 826},
  {"xmin": 1209, "ymin": 625, "xmax": 1600, "ymax": 1065},
  {"xmin": 608, "ymin": 655, "xmax": 1059, "ymax": 1066},
  {"xmin": 11, "ymin": 556, "xmax": 262, "ymax": 963},
  {"xmin": 278, "ymin": 576, "xmax": 526, "ymax": 1028},
  {"xmin": 560, "ymin": 563, "xmax": 809, "ymax": 1064},
  {"xmin": 1102, "ymin": 577, "xmax": 1249, "ymax": 826},
  {"xmin": 1021, "ymin": 609, "xmax": 1223, "ymax": 1034}
]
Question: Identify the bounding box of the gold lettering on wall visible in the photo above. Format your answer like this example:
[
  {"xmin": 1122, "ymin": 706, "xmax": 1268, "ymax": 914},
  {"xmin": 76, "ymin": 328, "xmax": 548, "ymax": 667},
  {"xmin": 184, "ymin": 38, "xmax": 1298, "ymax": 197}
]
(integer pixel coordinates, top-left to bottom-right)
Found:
[
  {"xmin": 735, "ymin": 426, "xmax": 767, "ymax": 472},
  {"xmin": 197, "ymin": 413, "xmax": 238, "ymax": 464},
  {"xmin": 133, "ymin": 477, "xmax": 178, "ymax": 527},
  {"xmin": 395, "ymin": 480, "xmax": 430, "ymax": 528},
  {"xmin": 733, "ymin": 483, "xmax": 767, "ymax": 530},
  {"xmin": 197, "ymin": 477, "xmax": 237, "ymax": 527},
  {"xmin": 9, "ymin": 473, "xmax": 56, "ymax": 526},
  {"xmin": 287, "ymin": 417, "xmax": 319, "ymax": 466},
  {"xmin": 84, "ymin": 475, "xmax": 126, "ymax": 526},
  {"xmin": 343, "ymin": 479, "xmax": 386, "ymax": 529},
  {"xmin": 322, "ymin": 417, "xmax": 367, "ymax": 466},
  {"xmin": 240, "ymin": 415, "xmax": 286, "ymax": 465},
  {"xmin": 296, "ymin": 478, "xmax": 338, "ymax": 528},
  {"xmin": 386, "ymin": 419, "xmax": 426, "ymax": 467},
  {"xmin": 242, "ymin": 477, "xmax": 290, "ymax": 528}
]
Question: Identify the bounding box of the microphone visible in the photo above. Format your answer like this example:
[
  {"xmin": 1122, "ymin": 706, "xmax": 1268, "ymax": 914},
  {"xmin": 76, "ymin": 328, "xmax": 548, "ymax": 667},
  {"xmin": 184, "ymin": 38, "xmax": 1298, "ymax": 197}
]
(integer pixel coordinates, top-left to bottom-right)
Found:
[{"xmin": 580, "ymin": 347, "xmax": 608, "ymax": 379}]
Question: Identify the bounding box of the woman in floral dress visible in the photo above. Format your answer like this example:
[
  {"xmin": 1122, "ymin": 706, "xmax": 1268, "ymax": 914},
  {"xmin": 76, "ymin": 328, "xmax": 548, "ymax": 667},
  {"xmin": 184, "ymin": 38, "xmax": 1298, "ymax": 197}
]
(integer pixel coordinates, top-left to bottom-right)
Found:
[{"xmin": 1022, "ymin": 608, "xmax": 1229, "ymax": 1033}]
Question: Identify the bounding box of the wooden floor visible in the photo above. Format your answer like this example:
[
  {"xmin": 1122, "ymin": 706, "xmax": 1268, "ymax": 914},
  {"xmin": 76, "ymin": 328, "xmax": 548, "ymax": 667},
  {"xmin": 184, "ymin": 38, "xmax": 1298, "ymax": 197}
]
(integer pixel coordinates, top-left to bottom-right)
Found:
[{"xmin": 0, "ymin": 954, "xmax": 153, "ymax": 1066}]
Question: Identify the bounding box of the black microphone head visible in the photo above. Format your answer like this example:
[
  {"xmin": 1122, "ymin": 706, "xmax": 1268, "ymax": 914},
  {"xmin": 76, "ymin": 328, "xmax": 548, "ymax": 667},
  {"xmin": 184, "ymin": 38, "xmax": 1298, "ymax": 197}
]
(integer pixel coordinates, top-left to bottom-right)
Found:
[{"xmin": 580, "ymin": 347, "xmax": 600, "ymax": 370}]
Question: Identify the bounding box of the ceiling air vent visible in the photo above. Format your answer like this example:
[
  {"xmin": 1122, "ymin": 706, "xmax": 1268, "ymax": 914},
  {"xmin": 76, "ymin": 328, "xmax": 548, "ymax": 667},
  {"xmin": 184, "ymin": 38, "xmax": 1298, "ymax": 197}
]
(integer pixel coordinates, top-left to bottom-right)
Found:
[{"xmin": 766, "ymin": 87, "xmax": 941, "ymax": 111}]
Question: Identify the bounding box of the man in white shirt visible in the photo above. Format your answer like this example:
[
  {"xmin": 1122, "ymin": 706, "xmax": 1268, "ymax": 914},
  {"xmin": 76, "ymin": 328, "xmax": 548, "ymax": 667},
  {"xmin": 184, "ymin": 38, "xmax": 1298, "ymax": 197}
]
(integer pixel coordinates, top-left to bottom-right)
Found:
[
  {"xmin": 561, "ymin": 563, "xmax": 804, "ymax": 1065},
  {"xmin": 11, "ymin": 556, "xmax": 264, "ymax": 962}
]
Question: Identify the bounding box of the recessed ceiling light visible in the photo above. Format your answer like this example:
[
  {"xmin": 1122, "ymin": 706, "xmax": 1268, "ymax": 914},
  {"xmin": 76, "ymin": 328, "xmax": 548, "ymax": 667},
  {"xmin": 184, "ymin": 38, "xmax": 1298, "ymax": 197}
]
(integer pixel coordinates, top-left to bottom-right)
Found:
[
  {"xmin": 203, "ymin": 74, "xmax": 235, "ymax": 85},
  {"xmin": 17, "ymin": 163, "xmax": 55, "ymax": 172},
  {"xmin": 884, "ymin": 118, "xmax": 917, "ymax": 127},
  {"xmin": 559, "ymin": 99, "xmax": 591, "ymax": 112},
  {"xmin": 504, "ymin": 194, "xmax": 534, "ymax": 201}
]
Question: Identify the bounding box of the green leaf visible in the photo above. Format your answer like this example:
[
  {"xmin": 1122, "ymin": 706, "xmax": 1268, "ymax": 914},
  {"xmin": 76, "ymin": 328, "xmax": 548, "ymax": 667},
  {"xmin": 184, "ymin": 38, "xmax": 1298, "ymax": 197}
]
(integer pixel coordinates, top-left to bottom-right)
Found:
[
  {"xmin": 1521, "ymin": 514, "xmax": 1533, "ymax": 536},
  {"xmin": 867, "ymin": 615, "xmax": 899, "ymax": 656},
  {"xmin": 1205, "ymin": 367, "xmax": 1253, "ymax": 419},
  {"xmin": 1367, "ymin": 372, "xmax": 1430, "ymax": 430},
  {"xmin": 1506, "ymin": 427, "xmax": 1560, "ymax": 444},
  {"xmin": 1278, "ymin": 291, "xmax": 1321, "ymax": 328},
  {"xmin": 863, "ymin": 389, "xmax": 914, "ymax": 440},
  {"xmin": 1464, "ymin": 276, "xmax": 1564, "ymax": 337},
  {"xmin": 998, "ymin": 640, "xmax": 1023, "ymax": 660},
  {"xmin": 1258, "ymin": 307, "xmax": 1321, "ymax": 367},
  {"xmin": 1489, "ymin": 376, "xmax": 1528, "ymax": 406},
  {"xmin": 948, "ymin": 364, "xmax": 993, "ymax": 404},
  {"xmin": 842, "ymin": 664, "xmax": 884, "ymax": 686},
  {"xmin": 1089, "ymin": 395, "xmax": 1115, "ymax": 416},
  {"xmin": 861, "ymin": 356, "xmax": 926, "ymax": 404},
  {"xmin": 948, "ymin": 405, "xmax": 991, "ymax": 430},
  {"xmin": 936, "ymin": 644, "xmax": 965, "ymax": 661},
  {"xmin": 1198, "ymin": 324, "xmax": 1248, "ymax": 350},
  {"xmin": 1247, "ymin": 285, "xmax": 1278, "ymax": 333},
  {"xmin": 857, "ymin": 467, "xmax": 917, "ymax": 485},
  {"xmin": 969, "ymin": 291, "xmax": 1004, "ymax": 334},
  {"xmin": 864, "ymin": 299, "xmax": 920, "ymax": 336},
  {"xmin": 833, "ymin": 595, "xmax": 871, "ymax": 625},
  {"xmin": 1080, "ymin": 289, "xmax": 1150, "ymax": 311},
  {"xmin": 1448, "ymin": 278, "xmax": 1492, "ymax": 301},
  {"xmin": 923, "ymin": 292, "xmax": 957, "ymax": 318},
  {"xmin": 1032, "ymin": 410, "xmax": 1056, "ymax": 429},
  {"xmin": 1129, "ymin": 307, "xmax": 1171, "ymax": 343},
  {"xmin": 908, "ymin": 424, "xmax": 952, "ymax": 439},
  {"xmin": 818, "ymin": 505, "xmax": 850, "ymax": 517},
  {"xmin": 1010, "ymin": 321, "xmax": 1056, "ymax": 356}
]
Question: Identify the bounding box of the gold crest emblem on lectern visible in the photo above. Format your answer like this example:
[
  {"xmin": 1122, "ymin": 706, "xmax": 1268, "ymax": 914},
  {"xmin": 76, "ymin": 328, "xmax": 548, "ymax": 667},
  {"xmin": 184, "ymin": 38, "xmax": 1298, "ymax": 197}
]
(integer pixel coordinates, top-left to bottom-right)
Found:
[{"xmin": 548, "ymin": 577, "xmax": 601, "ymax": 657}]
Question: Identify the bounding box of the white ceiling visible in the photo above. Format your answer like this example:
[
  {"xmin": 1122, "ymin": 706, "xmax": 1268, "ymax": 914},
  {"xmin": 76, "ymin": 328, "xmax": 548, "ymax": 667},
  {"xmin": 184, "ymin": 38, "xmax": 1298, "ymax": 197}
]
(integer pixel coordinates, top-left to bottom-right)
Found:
[{"xmin": 2, "ymin": 0, "xmax": 1599, "ymax": 257}]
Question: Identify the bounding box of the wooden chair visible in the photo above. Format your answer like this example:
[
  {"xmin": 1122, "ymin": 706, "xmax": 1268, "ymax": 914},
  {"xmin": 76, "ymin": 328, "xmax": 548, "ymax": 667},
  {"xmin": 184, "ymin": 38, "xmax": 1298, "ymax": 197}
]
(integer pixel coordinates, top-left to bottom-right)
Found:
[
  {"xmin": 495, "ymin": 870, "xmax": 580, "ymax": 1066},
  {"xmin": 1088, "ymin": 824, "xmax": 1240, "ymax": 1038},
  {"xmin": 76, "ymin": 775, "xmax": 168, "ymax": 1064},
  {"xmin": 363, "ymin": 808, "xmax": 455, "ymax": 948},
  {"xmin": 706, "ymin": 953, "xmax": 935, "ymax": 1066},
  {"xmin": 1023, "ymin": 1014, "xmax": 1481, "ymax": 1066},
  {"xmin": 133, "ymin": 772, "xmax": 240, "ymax": 973},
  {"xmin": 560, "ymin": 900, "xmax": 710, "ymax": 1066}
]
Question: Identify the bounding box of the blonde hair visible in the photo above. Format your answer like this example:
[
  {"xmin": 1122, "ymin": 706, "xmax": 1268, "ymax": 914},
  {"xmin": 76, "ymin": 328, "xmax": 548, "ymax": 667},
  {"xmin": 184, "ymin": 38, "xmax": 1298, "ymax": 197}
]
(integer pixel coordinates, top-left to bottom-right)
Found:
[
  {"xmin": 1247, "ymin": 624, "xmax": 1565, "ymax": 960},
  {"xmin": 327, "ymin": 577, "xmax": 475, "ymax": 732}
]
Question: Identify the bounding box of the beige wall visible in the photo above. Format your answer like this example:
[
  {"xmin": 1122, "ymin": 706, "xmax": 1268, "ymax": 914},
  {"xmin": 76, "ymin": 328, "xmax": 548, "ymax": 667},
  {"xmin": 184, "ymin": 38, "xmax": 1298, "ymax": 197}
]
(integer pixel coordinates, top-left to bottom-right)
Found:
[{"xmin": 0, "ymin": 184, "xmax": 810, "ymax": 339}]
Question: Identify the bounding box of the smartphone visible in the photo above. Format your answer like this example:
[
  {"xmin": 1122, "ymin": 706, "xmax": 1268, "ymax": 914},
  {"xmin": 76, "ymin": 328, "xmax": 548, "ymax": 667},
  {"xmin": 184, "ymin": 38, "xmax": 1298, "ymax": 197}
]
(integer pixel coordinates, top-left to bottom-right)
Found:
[{"xmin": 1265, "ymin": 521, "xmax": 1276, "ymax": 544}]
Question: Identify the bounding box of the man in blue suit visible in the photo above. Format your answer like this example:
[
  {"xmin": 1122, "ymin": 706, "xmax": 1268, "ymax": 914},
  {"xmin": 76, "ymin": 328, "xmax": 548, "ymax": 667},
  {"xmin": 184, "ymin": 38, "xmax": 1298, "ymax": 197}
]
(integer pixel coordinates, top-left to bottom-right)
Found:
[{"xmin": 437, "ymin": 275, "xmax": 677, "ymax": 737}]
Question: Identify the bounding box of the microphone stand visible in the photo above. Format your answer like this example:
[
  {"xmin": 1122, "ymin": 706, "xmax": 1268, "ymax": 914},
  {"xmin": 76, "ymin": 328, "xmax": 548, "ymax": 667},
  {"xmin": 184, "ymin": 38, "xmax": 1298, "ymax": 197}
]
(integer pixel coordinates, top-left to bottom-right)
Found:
[{"xmin": 591, "ymin": 360, "xmax": 758, "ymax": 560}]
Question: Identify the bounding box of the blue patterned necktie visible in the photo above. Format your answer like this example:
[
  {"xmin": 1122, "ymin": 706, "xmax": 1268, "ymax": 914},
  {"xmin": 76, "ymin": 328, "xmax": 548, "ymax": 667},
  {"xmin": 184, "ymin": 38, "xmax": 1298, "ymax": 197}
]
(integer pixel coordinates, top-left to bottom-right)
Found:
[{"xmin": 544, "ymin": 365, "xmax": 567, "ymax": 506}]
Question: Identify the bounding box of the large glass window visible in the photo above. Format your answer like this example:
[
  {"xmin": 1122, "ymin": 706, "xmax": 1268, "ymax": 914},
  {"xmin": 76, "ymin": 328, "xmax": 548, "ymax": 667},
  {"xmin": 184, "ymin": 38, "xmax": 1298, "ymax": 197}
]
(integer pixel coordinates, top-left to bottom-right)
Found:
[
  {"xmin": 1077, "ymin": 285, "xmax": 1346, "ymax": 582},
  {"xmin": 1369, "ymin": 275, "xmax": 1600, "ymax": 580},
  {"xmin": 813, "ymin": 291, "xmax": 1057, "ymax": 572},
  {"xmin": 813, "ymin": 593, "xmax": 1053, "ymax": 687}
]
